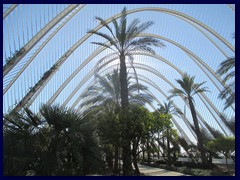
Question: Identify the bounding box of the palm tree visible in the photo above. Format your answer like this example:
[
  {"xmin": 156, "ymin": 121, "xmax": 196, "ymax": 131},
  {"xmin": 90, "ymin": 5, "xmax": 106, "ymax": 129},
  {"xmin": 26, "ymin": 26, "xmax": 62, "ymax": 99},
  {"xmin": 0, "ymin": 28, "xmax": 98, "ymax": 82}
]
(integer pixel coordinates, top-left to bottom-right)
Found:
[
  {"xmin": 4, "ymin": 105, "xmax": 103, "ymax": 176},
  {"xmin": 39, "ymin": 104, "xmax": 103, "ymax": 175},
  {"xmin": 158, "ymin": 100, "xmax": 183, "ymax": 116},
  {"xmin": 3, "ymin": 110, "xmax": 41, "ymax": 176},
  {"xmin": 168, "ymin": 73, "xmax": 209, "ymax": 165},
  {"xmin": 88, "ymin": 7, "xmax": 164, "ymax": 109},
  {"xmin": 158, "ymin": 100, "xmax": 182, "ymax": 165},
  {"xmin": 87, "ymin": 8, "xmax": 164, "ymax": 174},
  {"xmin": 80, "ymin": 69, "xmax": 153, "ymax": 174},
  {"xmin": 217, "ymin": 57, "xmax": 235, "ymax": 110},
  {"xmin": 81, "ymin": 69, "xmax": 153, "ymax": 114}
]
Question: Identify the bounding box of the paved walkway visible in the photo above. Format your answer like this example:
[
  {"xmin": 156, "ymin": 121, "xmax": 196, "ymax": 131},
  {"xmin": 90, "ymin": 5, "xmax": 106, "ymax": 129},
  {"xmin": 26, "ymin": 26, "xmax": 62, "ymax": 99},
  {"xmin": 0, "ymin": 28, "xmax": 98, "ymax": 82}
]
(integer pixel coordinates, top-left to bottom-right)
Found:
[{"xmin": 138, "ymin": 164, "xmax": 190, "ymax": 176}]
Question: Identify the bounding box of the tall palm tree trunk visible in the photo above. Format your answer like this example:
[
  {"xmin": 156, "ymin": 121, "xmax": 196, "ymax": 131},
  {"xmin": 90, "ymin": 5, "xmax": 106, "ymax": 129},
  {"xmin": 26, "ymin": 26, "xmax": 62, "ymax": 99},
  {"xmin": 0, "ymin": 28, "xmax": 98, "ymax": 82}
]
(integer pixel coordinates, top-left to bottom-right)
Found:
[
  {"xmin": 188, "ymin": 98, "xmax": 207, "ymax": 165},
  {"xmin": 122, "ymin": 142, "xmax": 132, "ymax": 175},
  {"xmin": 119, "ymin": 53, "xmax": 132, "ymax": 175},
  {"xmin": 147, "ymin": 138, "xmax": 151, "ymax": 164},
  {"xmin": 142, "ymin": 147, "xmax": 145, "ymax": 162},
  {"xmin": 162, "ymin": 137, "xmax": 166, "ymax": 160},
  {"xmin": 113, "ymin": 145, "xmax": 119, "ymax": 174},
  {"xmin": 225, "ymin": 153, "xmax": 230, "ymax": 173},
  {"xmin": 132, "ymin": 139, "xmax": 140, "ymax": 175},
  {"xmin": 167, "ymin": 129, "xmax": 171, "ymax": 165},
  {"xmin": 157, "ymin": 132, "xmax": 160, "ymax": 159},
  {"xmin": 119, "ymin": 53, "xmax": 129, "ymax": 108}
]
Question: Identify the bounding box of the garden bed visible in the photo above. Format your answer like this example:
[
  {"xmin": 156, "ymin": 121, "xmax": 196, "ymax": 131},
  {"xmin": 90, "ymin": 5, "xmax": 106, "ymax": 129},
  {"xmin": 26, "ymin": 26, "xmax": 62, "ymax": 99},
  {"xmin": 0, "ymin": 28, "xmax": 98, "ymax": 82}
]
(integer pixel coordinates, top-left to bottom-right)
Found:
[{"xmin": 140, "ymin": 161, "xmax": 235, "ymax": 176}]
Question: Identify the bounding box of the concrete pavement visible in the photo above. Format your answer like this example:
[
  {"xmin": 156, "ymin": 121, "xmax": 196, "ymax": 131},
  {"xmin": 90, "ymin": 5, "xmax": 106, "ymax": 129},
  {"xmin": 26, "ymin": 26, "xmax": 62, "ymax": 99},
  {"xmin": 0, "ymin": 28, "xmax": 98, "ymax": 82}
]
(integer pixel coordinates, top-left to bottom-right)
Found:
[{"xmin": 138, "ymin": 164, "xmax": 190, "ymax": 176}]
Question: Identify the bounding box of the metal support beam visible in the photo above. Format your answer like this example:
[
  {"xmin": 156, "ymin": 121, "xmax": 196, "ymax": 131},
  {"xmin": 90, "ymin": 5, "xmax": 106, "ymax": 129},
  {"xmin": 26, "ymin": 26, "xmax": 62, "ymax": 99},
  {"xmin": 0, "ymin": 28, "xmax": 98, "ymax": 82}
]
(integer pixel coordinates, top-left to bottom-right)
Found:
[
  {"xmin": 3, "ymin": 4, "xmax": 18, "ymax": 19},
  {"xmin": 3, "ymin": 4, "xmax": 85, "ymax": 95},
  {"xmin": 11, "ymin": 7, "xmax": 234, "ymax": 111},
  {"xmin": 3, "ymin": 4, "xmax": 79, "ymax": 77}
]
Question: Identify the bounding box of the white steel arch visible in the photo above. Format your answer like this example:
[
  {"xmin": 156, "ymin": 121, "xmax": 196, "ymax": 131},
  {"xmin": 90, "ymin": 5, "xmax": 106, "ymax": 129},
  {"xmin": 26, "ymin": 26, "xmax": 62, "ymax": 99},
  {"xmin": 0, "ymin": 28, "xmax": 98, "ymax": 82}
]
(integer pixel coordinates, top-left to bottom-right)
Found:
[
  {"xmin": 45, "ymin": 32, "xmax": 233, "ymax": 111},
  {"xmin": 3, "ymin": 5, "xmax": 86, "ymax": 95},
  {"xmin": 3, "ymin": 5, "xmax": 234, "ymax": 142},
  {"xmin": 76, "ymin": 66, "xmax": 198, "ymax": 143},
  {"xmin": 6, "ymin": 7, "xmax": 234, "ymax": 114},
  {"xmin": 3, "ymin": 4, "xmax": 18, "ymax": 19},
  {"xmin": 3, "ymin": 4, "xmax": 80, "ymax": 77},
  {"xmin": 72, "ymin": 60, "xmax": 229, "ymax": 137}
]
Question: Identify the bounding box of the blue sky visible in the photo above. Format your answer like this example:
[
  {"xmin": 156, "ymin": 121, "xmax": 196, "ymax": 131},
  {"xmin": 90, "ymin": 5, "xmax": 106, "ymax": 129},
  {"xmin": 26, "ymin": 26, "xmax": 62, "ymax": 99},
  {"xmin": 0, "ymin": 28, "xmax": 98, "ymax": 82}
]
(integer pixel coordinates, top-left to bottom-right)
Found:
[{"xmin": 3, "ymin": 4, "xmax": 235, "ymax": 143}]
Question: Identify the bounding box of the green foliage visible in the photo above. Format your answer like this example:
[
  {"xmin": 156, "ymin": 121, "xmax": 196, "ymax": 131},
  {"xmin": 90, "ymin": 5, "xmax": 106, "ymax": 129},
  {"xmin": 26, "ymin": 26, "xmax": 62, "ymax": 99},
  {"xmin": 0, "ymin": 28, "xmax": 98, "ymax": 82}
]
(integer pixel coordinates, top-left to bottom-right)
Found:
[
  {"xmin": 120, "ymin": 105, "xmax": 154, "ymax": 141},
  {"xmin": 4, "ymin": 47, "xmax": 25, "ymax": 66},
  {"xmin": 206, "ymin": 136, "xmax": 235, "ymax": 155},
  {"xmin": 206, "ymin": 136, "xmax": 235, "ymax": 172},
  {"xmin": 152, "ymin": 111, "xmax": 171, "ymax": 132},
  {"xmin": 96, "ymin": 110, "xmax": 122, "ymax": 146},
  {"xmin": 88, "ymin": 7, "xmax": 165, "ymax": 175},
  {"xmin": 3, "ymin": 105, "xmax": 103, "ymax": 176}
]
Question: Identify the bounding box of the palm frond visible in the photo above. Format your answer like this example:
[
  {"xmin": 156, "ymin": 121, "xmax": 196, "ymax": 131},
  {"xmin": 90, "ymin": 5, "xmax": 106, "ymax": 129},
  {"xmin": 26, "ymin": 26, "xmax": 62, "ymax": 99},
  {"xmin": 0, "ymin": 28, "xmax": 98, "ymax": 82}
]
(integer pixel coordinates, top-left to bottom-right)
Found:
[
  {"xmin": 192, "ymin": 87, "xmax": 209, "ymax": 96},
  {"xmin": 223, "ymin": 94, "xmax": 235, "ymax": 110},
  {"xmin": 219, "ymin": 113, "xmax": 235, "ymax": 135},
  {"xmin": 128, "ymin": 83, "xmax": 148, "ymax": 93},
  {"xmin": 192, "ymin": 81, "xmax": 206, "ymax": 91},
  {"xmin": 176, "ymin": 74, "xmax": 194, "ymax": 95},
  {"xmin": 130, "ymin": 45, "xmax": 155, "ymax": 54},
  {"xmin": 126, "ymin": 18, "xmax": 140, "ymax": 40},
  {"xmin": 88, "ymin": 30, "xmax": 119, "ymax": 51},
  {"xmin": 97, "ymin": 73, "xmax": 115, "ymax": 98},
  {"xmin": 168, "ymin": 88, "xmax": 185, "ymax": 99},
  {"xmin": 218, "ymin": 81, "xmax": 235, "ymax": 99},
  {"xmin": 223, "ymin": 71, "xmax": 235, "ymax": 83},
  {"xmin": 216, "ymin": 57, "xmax": 235, "ymax": 76},
  {"xmin": 95, "ymin": 16, "xmax": 117, "ymax": 42},
  {"xmin": 80, "ymin": 95, "xmax": 107, "ymax": 108},
  {"xmin": 129, "ymin": 93, "xmax": 153, "ymax": 105},
  {"xmin": 24, "ymin": 107, "xmax": 41, "ymax": 127},
  {"xmin": 112, "ymin": 18, "xmax": 121, "ymax": 46},
  {"xmin": 127, "ymin": 56, "xmax": 140, "ymax": 92},
  {"xmin": 126, "ymin": 37, "xmax": 164, "ymax": 54},
  {"xmin": 40, "ymin": 104, "xmax": 72, "ymax": 130},
  {"xmin": 158, "ymin": 100, "xmax": 183, "ymax": 118},
  {"xmin": 119, "ymin": 7, "xmax": 127, "ymax": 49},
  {"xmin": 131, "ymin": 21, "xmax": 154, "ymax": 38},
  {"xmin": 91, "ymin": 42, "xmax": 116, "ymax": 52}
]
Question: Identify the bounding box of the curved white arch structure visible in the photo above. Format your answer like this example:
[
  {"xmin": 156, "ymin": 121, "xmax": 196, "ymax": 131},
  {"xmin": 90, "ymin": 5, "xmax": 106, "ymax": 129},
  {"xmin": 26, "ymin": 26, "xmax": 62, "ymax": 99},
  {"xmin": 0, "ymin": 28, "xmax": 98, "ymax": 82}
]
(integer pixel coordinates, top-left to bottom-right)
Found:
[
  {"xmin": 44, "ymin": 48, "xmax": 231, "ymax": 126},
  {"xmin": 3, "ymin": 5, "xmax": 85, "ymax": 95},
  {"xmin": 5, "ymin": 7, "xmax": 234, "ymax": 111},
  {"xmin": 3, "ymin": 4, "xmax": 80, "ymax": 77},
  {"xmin": 44, "ymin": 31, "xmax": 234, "ymax": 112},
  {"xmin": 3, "ymin": 4, "xmax": 235, "ymax": 143},
  {"xmin": 73, "ymin": 61, "xmax": 229, "ymax": 137},
  {"xmin": 76, "ymin": 67, "xmax": 198, "ymax": 142},
  {"xmin": 3, "ymin": 4, "xmax": 18, "ymax": 19}
]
